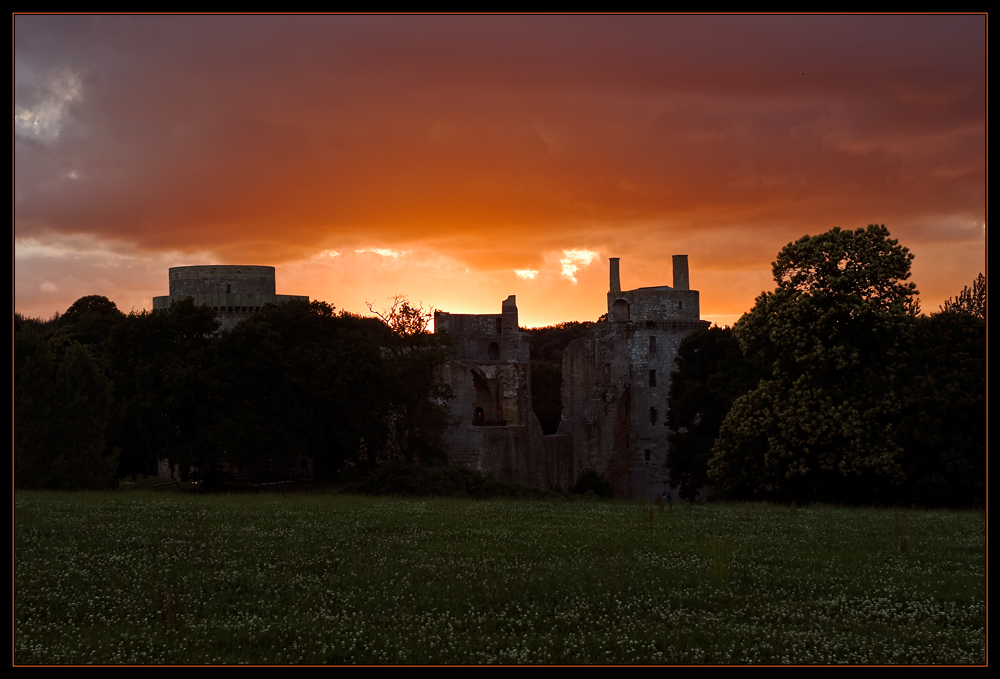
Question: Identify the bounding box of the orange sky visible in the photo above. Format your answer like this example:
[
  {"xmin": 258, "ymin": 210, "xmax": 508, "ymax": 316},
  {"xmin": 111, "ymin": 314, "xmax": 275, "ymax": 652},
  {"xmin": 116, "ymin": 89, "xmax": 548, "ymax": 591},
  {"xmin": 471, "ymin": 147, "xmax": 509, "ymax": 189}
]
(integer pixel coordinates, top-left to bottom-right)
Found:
[{"xmin": 15, "ymin": 15, "xmax": 985, "ymax": 328}]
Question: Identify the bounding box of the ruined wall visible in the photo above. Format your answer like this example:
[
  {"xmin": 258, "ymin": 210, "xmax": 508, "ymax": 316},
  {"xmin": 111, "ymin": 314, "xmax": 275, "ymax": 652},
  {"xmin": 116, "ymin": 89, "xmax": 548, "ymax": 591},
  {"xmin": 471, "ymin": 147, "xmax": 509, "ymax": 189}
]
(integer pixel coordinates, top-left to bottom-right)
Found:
[
  {"xmin": 434, "ymin": 257, "xmax": 709, "ymax": 499},
  {"xmin": 434, "ymin": 296, "xmax": 574, "ymax": 491}
]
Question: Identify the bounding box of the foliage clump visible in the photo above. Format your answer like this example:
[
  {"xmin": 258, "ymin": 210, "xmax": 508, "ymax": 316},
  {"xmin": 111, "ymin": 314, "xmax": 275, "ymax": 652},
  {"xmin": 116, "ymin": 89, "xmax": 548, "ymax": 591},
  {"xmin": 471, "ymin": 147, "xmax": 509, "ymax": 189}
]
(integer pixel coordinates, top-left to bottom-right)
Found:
[
  {"xmin": 666, "ymin": 326, "xmax": 763, "ymax": 501},
  {"xmin": 701, "ymin": 226, "xmax": 984, "ymax": 507},
  {"xmin": 940, "ymin": 272, "xmax": 985, "ymax": 318}
]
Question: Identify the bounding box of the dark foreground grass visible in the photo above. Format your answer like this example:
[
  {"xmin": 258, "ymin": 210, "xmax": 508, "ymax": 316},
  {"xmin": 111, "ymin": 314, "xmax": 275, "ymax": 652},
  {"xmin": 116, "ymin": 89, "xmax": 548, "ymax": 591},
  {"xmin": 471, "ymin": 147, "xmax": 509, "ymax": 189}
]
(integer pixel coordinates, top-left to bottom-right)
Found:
[{"xmin": 14, "ymin": 492, "xmax": 985, "ymax": 664}]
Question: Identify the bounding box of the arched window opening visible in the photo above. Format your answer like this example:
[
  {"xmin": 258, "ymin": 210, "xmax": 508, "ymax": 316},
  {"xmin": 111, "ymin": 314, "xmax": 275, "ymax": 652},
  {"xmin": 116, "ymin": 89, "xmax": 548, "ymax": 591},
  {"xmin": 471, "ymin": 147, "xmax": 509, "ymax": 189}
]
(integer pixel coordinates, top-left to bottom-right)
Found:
[
  {"xmin": 488, "ymin": 342, "xmax": 500, "ymax": 360},
  {"xmin": 612, "ymin": 299, "xmax": 630, "ymax": 322},
  {"xmin": 472, "ymin": 371, "xmax": 503, "ymax": 426}
]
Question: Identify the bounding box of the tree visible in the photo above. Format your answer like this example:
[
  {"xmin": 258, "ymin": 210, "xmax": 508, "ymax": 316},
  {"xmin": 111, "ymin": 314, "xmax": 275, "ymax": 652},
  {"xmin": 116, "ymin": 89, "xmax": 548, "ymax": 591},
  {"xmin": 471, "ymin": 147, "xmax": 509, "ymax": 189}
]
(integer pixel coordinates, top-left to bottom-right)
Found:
[
  {"xmin": 366, "ymin": 295, "xmax": 434, "ymax": 337},
  {"xmin": 15, "ymin": 326, "xmax": 116, "ymax": 490},
  {"xmin": 940, "ymin": 272, "xmax": 986, "ymax": 319},
  {"xmin": 367, "ymin": 296, "xmax": 455, "ymax": 465},
  {"xmin": 709, "ymin": 225, "xmax": 917, "ymax": 503},
  {"xmin": 57, "ymin": 295, "xmax": 125, "ymax": 349},
  {"xmin": 49, "ymin": 342, "xmax": 117, "ymax": 489},
  {"xmin": 104, "ymin": 298, "xmax": 221, "ymax": 480},
  {"xmin": 896, "ymin": 310, "xmax": 985, "ymax": 507},
  {"xmin": 14, "ymin": 325, "xmax": 56, "ymax": 488},
  {"xmin": 666, "ymin": 326, "xmax": 763, "ymax": 500},
  {"xmin": 215, "ymin": 300, "xmax": 392, "ymax": 479}
]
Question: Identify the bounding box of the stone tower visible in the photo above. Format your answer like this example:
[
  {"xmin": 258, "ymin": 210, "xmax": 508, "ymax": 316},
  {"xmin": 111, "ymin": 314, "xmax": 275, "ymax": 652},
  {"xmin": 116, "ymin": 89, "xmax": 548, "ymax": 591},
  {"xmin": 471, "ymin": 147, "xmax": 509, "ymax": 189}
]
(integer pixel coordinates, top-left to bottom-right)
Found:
[
  {"xmin": 152, "ymin": 265, "xmax": 308, "ymax": 331},
  {"xmin": 557, "ymin": 256, "xmax": 710, "ymax": 499}
]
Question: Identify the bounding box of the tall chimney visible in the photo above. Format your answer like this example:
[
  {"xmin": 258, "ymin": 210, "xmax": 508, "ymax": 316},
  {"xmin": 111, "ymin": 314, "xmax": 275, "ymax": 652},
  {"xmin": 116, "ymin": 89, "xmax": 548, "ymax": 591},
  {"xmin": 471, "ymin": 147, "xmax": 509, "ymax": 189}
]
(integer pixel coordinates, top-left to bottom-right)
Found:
[
  {"xmin": 609, "ymin": 258, "xmax": 621, "ymax": 293},
  {"xmin": 672, "ymin": 255, "xmax": 689, "ymax": 291}
]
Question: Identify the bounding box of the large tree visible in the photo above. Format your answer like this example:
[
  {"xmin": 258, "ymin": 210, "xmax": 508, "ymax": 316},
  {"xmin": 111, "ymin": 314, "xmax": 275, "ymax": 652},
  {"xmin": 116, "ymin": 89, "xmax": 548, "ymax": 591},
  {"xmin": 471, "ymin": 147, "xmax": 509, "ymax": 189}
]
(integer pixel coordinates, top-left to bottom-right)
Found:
[{"xmin": 709, "ymin": 225, "xmax": 918, "ymax": 503}]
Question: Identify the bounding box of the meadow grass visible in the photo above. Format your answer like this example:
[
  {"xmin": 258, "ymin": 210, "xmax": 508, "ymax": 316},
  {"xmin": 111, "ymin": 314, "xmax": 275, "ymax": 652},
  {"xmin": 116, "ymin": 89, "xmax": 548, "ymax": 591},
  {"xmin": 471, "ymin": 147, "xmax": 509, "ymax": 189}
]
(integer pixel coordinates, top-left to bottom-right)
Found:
[{"xmin": 14, "ymin": 491, "xmax": 985, "ymax": 664}]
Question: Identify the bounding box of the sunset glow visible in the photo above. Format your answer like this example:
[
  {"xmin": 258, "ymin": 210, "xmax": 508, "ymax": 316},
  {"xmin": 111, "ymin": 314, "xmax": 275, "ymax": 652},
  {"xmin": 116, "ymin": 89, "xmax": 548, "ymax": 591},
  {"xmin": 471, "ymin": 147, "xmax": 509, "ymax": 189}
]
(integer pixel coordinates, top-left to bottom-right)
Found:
[{"xmin": 14, "ymin": 15, "xmax": 985, "ymax": 329}]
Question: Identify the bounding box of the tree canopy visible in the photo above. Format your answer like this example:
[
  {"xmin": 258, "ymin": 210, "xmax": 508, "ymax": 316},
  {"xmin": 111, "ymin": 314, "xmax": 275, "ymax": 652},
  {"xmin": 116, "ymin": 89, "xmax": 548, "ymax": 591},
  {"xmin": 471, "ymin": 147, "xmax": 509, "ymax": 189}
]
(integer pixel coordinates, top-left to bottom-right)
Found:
[
  {"xmin": 15, "ymin": 293, "xmax": 455, "ymax": 489},
  {"xmin": 667, "ymin": 326, "xmax": 763, "ymax": 501},
  {"xmin": 940, "ymin": 272, "xmax": 986, "ymax": 319},
  {"xmin": 709, "ymin": 225, "xmax": 918, "ymax": 503}
]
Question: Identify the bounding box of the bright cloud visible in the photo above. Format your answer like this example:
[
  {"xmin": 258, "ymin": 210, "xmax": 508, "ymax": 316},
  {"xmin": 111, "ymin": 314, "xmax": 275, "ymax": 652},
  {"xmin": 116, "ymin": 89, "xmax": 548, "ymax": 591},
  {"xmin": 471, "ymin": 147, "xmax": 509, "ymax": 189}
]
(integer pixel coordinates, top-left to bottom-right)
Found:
[
  {"xmin": 514, "ymin": 269, "xmax": 538, "ymax": 280},
  {"xmin": 560, "ymin": 249, "xmax": 599, "ymax": 284},
  {"xmin": 14, "ymin": 67, "xmax": 82, "ymax": 140},
  {"xmin": 356, "ymin": 248, "xmax": 409, "ymax": 258}
]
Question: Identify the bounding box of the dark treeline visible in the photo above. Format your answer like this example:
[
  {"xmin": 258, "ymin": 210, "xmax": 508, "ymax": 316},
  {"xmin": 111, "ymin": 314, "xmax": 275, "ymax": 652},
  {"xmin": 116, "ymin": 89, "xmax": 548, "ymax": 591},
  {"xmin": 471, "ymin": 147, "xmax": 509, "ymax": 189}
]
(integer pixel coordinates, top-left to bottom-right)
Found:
[
  {"xmin": 15, "ymin": 296, "xmax": 453, "ymax": 489},
  {"xmin": 15, "ymin": 228, "xmax": 984, "ymax": 508},
  {"xmin": 667, "ymin": 227, "xmax": 985, "ymax": 508}
]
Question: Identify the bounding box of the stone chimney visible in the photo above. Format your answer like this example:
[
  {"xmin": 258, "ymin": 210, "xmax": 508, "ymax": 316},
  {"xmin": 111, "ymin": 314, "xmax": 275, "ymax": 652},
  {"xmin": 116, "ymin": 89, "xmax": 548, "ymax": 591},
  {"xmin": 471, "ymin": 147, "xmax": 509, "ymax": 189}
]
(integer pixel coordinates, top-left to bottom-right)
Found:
[
  {"xmin": 609, "ymin": 258, "xmax": 621, "ymax": 293},
  {"xmin": 672, "ymin": 255, "xmax": 689, "ymax": 291}
]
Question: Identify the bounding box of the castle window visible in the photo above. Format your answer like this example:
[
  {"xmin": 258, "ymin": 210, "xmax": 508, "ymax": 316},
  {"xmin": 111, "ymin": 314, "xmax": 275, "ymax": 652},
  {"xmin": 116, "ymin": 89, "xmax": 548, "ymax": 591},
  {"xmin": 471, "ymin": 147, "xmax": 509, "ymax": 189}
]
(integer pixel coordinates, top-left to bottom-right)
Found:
[
  {"xmin": 612, "ymin": 298, "xmax": 630, "ymax": 322},
  {"xmin": 650, "ymin": 407, "xmax": 658, "ymax": 425},
  {"xmin": 488, "ymin": 342, "xmax": 500, "ymax": 360},
  {"xmin": 678, "ymin": 300, "xmax": 683, "ymax": 309},
  {"xmin": 474, "ymin": 407, "xmax": 485, "ymax": 425},
  {"xmin": 227, "ymin": 284, "xmax": 232, "ymax": 294},
  {"xmin": 649, "ymin": 370, "xmax": 656, "ymax": 387},
  {"xmin": 495, "ymin": 318, "xmax": 502, "ymax": 335},
  {"xmin": 644, "ymin": 449, "xmax": 651, "ymax": 462},
  {"xmin": 649, "ymin": 335, "xmax": 657, "ymax": 353}
]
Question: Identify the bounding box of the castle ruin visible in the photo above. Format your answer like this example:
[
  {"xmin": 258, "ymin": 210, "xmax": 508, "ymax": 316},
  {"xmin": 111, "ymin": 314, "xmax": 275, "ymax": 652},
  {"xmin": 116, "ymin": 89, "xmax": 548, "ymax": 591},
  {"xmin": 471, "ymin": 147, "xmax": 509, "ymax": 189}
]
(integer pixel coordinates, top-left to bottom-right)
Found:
[
  {"xmin": 435, "ymin": 255, "xmax": 709, "ymax": 499},
  {"xmin": 154, "ymin": 259, "xmax": 709, "ymax": 498},
  {"xmin": 434, "ymin": 296, "xmax": 575, "ymax": 491}
]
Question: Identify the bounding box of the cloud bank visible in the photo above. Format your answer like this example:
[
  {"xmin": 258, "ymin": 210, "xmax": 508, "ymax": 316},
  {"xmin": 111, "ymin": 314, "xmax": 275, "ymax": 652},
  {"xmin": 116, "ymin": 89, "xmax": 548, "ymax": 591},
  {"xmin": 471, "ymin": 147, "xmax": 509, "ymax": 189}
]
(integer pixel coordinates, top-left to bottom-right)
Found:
[{"xmin": 15, "ymin": 15, "xmax": 985, "ymax": 325}]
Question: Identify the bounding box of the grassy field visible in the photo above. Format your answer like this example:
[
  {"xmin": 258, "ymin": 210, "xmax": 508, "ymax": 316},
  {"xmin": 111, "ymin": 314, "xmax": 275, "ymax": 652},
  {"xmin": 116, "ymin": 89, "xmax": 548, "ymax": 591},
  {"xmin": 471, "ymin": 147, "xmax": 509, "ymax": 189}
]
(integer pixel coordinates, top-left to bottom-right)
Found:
[{"xmin": 14, "ymin": 491, "xmax": 986, "ymax": 664}]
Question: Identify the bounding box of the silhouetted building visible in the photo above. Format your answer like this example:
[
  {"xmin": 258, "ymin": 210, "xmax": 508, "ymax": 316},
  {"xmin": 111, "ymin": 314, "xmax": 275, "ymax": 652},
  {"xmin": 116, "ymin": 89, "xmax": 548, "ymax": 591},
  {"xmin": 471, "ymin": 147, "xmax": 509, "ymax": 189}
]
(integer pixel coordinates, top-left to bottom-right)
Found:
[
  {"xmin": 434, "ymin": 256, "xmax": 709, "ymax": 499},
  {"xmin": 153, "ymin": 265, "xmax": 307, "ymax": 331}
]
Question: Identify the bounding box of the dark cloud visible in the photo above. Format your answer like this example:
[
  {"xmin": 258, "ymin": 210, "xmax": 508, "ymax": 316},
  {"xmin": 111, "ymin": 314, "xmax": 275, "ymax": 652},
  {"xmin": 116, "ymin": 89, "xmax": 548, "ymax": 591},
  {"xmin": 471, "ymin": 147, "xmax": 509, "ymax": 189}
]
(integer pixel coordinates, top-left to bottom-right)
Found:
[{"xmin": 14, "ymin": 14, "xmax": 985, "ymax": 323}]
